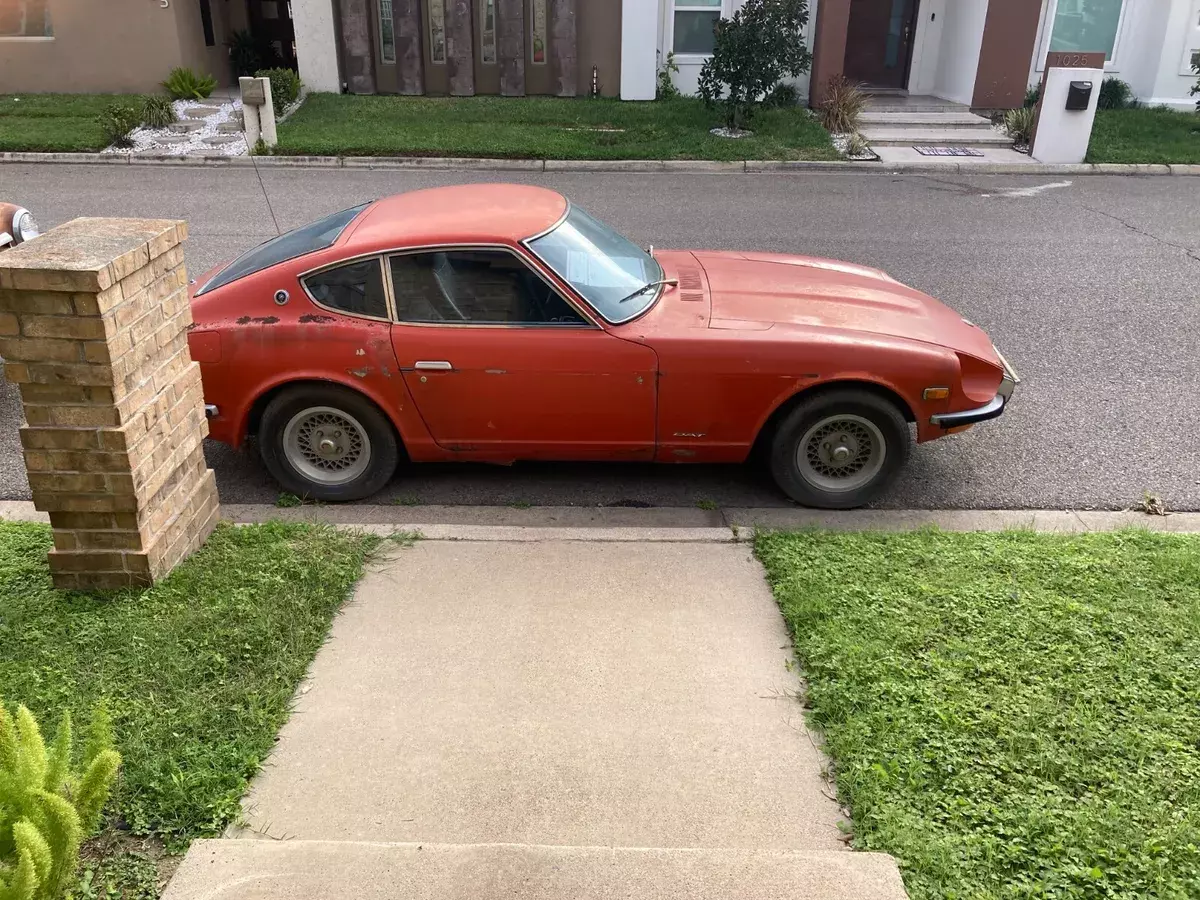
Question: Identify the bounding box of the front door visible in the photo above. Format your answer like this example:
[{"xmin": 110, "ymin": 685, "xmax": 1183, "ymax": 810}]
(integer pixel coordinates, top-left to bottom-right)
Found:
[
  {"xmin": 843, "ymin": 0, "xmax": 920, "ymax": 89},
  {"xmin": 388, "ymin": 248, "xmax": 658, "ymax": 459},
  {"xmin": 247, "ymin": 0, "xmax": 297, "ymax": 69}
]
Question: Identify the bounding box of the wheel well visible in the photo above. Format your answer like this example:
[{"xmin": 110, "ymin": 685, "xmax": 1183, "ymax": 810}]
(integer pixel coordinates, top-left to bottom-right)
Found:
[
  {"xmin": 245, "ymin": 379, "xmax": 408, "ymax": 458},
  {"xmin": 751, "ymin": 380, "xmax": 916, "ymax": 457}
]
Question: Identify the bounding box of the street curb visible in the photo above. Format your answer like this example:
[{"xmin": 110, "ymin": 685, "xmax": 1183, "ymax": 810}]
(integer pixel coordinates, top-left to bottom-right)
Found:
[
  {"xmin": 2, "ymin": 501, "xmax": 1197, "ymax": 537},
  {"xmin": 3, "ymin": 151, "xmax": 1197, "ymax": 175}
]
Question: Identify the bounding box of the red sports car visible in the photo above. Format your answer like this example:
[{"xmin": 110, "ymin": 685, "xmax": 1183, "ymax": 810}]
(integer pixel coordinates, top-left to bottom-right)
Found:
[{"xmin": 188, "ymin": 184, "xmax": 1017, "ymax": 509}]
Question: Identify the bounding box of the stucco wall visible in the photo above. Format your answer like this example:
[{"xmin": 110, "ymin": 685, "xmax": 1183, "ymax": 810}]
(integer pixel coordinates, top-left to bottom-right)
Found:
[
  {"xmin": 933, "ymin": 0, "xmax": 988, "ymax": 104},
  {"xmin": 0, "ymin": 0, "xmax": 182, "ymax": 93},
  {"xmin": 1026, "ymin": 0, "xmax": 1198, "ymax": 108},
  {"xmin": 294, "ymin": 0, "xmax": 342, "ymax": 92},
  {"xmin": 0, "ymin": 0, "xmax": 243, "ymax": 94}
]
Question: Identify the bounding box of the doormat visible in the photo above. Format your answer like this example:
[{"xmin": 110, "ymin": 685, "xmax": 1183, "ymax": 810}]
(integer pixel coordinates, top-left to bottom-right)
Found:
[{"xmin": 914, "ymin": 146, "xmax": 985, "ymax": 157}]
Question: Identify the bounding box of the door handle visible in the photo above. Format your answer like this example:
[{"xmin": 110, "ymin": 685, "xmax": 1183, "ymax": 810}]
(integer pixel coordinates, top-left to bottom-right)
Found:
[{"xmin": 414, "ymin": 360, "xmax": 453, "ymax": 370}]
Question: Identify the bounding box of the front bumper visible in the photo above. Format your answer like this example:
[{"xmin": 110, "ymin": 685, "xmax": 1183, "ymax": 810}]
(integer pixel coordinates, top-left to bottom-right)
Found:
[{"xmin": 931, "ymin": 346, "xmax": 1020, "ymax": 428}]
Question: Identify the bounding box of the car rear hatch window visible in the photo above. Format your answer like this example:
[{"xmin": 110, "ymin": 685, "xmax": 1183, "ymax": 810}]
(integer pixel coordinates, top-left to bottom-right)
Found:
[{"xmin": 195, "ymin": 203, "xmax": 371, "ymax": 295}]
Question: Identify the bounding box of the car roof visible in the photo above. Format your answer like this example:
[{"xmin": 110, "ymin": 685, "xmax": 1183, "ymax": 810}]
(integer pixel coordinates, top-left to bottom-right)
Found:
[{"xmin": 342, "ymin": 184, "xmax": 569, "ymax": 251}]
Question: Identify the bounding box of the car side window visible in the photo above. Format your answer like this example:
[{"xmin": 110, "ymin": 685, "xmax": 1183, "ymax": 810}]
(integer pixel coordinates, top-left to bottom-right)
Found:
[
  {"xmin": 389, "ymin": 249, "xmax": 587, "ymax": 326},
  {"xmin": 304, "ymin": 258, "xmax": 388, "ymax": 319}
]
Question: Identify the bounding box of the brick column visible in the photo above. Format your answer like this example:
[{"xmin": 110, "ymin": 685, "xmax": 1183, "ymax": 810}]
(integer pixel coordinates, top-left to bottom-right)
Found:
[{"xmin": 0, "ymin": 218, "xmax": 219, "ymax": 589}]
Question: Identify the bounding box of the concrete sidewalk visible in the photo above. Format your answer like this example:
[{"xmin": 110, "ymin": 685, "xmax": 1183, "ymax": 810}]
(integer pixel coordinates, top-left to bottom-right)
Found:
[{"xmin": 162, "ymin": 538, "xmax": 907, "ymax": 900}]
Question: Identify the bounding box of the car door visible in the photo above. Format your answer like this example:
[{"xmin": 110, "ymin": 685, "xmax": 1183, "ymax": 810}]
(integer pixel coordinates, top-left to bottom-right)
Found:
[{"xmin": 387, "ymin": 247, "xmax": 658, "ymax": 460}]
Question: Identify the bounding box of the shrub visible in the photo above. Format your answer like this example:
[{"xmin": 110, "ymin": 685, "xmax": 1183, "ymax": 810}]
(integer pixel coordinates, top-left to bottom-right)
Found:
[
  {"xmin": 845, "ymin": 131, "xmax": 871, "ymax": 158},
  {"xmin": 764, "ymin": 81, "xmax": 798, "ymax": 108},
  {"xmin": 256, "ymin": 68, "xmax": 303, "ymax": 109},
  {"xmin": 226, "ymin": 28, "xmax": 261, "ymax": 77},
  {"xmin": 1098, "ymin": 76, "xmax": 1133, "ymax": 110},
  {"xmin": 1004, "ymin": 106, "xmax": 1036, "ymax": 144},
  {"xmin": 0, "ymin": 703, "xmax": 121, "ymax": 900},
  {"xmin": 162, "ymin": 67, "xmax": 216, "ymax": 101},
  {"xmin": 1191, "ymin": 57, "xmax": 1199, "ymax": 112},
  {"xmin": 96, "ymin": 103, "xmax": 141, "ymax": 149},
  {"xmin": 656, "ymin": 51, "xmax": 680, "ymax": 100},
  {"xmin": 139, "ymin": 94, "xmax": 177, "ymax": 128},
  {"xmin": 816, "ymin": 74, "xmax": 866, "ymax": 133},
  {"xmin": 698, "ymin": 0, "xmax": 812, "ymax": 131},
  {"xmin": 1024, "ymin": 84, "xmax": 1041, "ymax": 108}
]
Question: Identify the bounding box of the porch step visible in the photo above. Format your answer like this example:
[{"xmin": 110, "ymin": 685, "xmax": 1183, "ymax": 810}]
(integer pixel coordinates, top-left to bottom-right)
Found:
[
  {"xmin": 862, "ymin": 94, "xmax": 968, "ymax": 113},
  {"xmin": 859, "ymin": 126, "xmax": 1012, "ymax": 147},
  {"xmin": 860, "ymin": 111, "xmax": 994, "ymax": 128},
  {"xmin": 162, "ymin": 839, "xmax": 910, "ymax": 900}
]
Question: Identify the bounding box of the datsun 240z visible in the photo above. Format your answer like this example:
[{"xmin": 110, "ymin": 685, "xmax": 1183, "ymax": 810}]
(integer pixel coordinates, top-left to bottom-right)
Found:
[{"xmin": 188, "ymin": 184, "xmax": 1018, "ymax": 509}]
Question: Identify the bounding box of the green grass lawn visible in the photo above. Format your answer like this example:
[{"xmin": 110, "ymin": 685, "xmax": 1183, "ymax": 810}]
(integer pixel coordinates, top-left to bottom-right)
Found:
[
  {"xmin": 274, "ymin": 93, "xmax": 839, "ymax": 161},
  {"xmin": 0, "ymin": 520, "xmax": 382, "ymax": 893},
  {"xmin": 1087, "ymin": 107, "xmax": 1200, "ymax": 164},
  {"xmin": 0, "ymin": 93, "xmax": 142, "ymax": 152},
  {"xmin": 756, "ymin": 529, "xmax": 1200, "ymax": 900}
]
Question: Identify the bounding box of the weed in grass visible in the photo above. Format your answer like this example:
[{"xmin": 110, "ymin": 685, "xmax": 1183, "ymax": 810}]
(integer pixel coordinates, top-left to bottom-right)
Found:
[
  {"xmin": 276, "ymin": 492, "xmax": 302, "ymax": 508},
  {"xmin": 756, "ymin": 529, "xmax": 1200, "ymax": 900},
  {"xmin": 509, "ymin": 500, "xmax": 533, "ymax": 510},
  {"xmin": 696, "ymin": 498, "xmax": 719, "ymax": 511},
  {"xmin": 0, "ymin": 521, "xmax": 379, "ymax": 856},
  {"xmin": 390, "ymin": 496, "xmax": 422, "ymax": 507}
]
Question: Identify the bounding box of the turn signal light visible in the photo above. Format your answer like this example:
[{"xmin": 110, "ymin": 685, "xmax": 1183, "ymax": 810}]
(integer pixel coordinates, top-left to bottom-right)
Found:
[{"xmin": 923, "ymin": 387, "xmax": 950, "ymax": 400}]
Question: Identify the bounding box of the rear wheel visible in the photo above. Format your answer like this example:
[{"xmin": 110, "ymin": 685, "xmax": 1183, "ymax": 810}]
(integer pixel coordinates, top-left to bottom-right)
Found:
[
  {"xmin": 769, "ymin": 389, "xmax": 911, "ymax": 509},
  {"xmin": 259, "ymin": 384, "xmax": 399, "ymax": 502}
]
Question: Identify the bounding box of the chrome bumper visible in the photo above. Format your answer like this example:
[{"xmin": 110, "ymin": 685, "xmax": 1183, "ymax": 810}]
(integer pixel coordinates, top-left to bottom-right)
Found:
[{"xmin": 931, "ymin": 345, "xmax": 1019, "ymax": 428}]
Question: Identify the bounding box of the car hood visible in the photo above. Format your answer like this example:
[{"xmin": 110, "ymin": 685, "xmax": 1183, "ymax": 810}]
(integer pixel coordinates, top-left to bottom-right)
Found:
[{"xmin": 692, "ymin": 251, "xmax": 997, "ymax": 361}]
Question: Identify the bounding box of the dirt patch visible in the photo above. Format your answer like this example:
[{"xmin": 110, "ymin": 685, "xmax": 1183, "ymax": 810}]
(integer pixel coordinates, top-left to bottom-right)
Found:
[{"xmin": 77, "ymin": 831, "xmax": 181, "ymax": 900}]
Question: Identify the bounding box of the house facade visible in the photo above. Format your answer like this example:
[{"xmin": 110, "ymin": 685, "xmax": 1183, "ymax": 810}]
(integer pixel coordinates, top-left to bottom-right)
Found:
[{"xmin": 2, "ymin": 0, "xmax": 1197, "ymax": 110}]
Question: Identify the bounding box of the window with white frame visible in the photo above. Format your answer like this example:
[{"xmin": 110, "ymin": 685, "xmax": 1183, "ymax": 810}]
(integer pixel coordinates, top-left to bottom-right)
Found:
[
  {"xmin": 0, "ymin": 0, "xmax": 53, "ymax": 37},
  {"xmin": 673, "ymin": 0, "xmax": 722, "ymax": 55},
  {"xmin": 1046, "ymin": 0, "xmax": 1125, "ymax": 61}
]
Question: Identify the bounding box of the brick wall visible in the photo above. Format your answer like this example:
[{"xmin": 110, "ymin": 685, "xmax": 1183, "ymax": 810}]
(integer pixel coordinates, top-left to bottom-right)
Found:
[{"xmin": 0, "ymin": 218, "xmax": 220, "ymax": 589}]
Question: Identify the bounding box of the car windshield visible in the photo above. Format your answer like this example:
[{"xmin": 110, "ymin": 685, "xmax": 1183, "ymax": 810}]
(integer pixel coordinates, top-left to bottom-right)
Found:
[
  {"xmin": 196, "ymin": 203, "xmax": 370, "ymax": 295},
  {"xmin": 526, "ymin": 205, "xmax": 663, "ymax": 324}
]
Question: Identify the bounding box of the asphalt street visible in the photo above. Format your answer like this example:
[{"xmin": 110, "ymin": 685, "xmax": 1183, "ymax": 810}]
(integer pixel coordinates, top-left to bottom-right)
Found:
[{"xmin": 1, "ymin": 164, "xmax": 1197, "ymax": 510}]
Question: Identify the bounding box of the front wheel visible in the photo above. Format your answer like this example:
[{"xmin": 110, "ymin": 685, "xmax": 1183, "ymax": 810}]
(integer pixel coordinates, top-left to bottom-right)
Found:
[
  {"xmin": 258, "ymin": 384, "xmax": 399, "ymax": 502},
  {"xmin": 769, "ymin": 389, "xmax": 911, "ymax": 509}
]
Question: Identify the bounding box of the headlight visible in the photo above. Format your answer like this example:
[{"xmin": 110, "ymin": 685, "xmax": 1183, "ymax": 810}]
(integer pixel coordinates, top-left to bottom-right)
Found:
[{"xmin": 12, "ymin": 208, "xmax": 39, "ymax": 243}]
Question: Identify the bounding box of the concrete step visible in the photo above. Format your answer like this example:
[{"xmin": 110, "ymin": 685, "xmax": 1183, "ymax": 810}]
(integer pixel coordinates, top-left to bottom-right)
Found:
[
  {"xmin": 859, "ymin": 126, "xmax": 1012, "ymax": 147},
  {"xmin": 166, "ymin": 121, "xmax": 203, "ymax": 133},
  {"xmin": 217, "ymin": 121, "xmax": 244, "ymax": 133},
  {"xmin": 180, "ymin": 105, "xmax": 223, "ymax": 120},
  {"xmin": 860, "ymin": 111, "xmax": 994, "ymax": 128},
  {"xmin": 201, "ymin": 134, "xmax": 242, "ymax": 146},
  {"xmin": 162, "ymin": 840, "xmax": 909, "ymax": 900}
]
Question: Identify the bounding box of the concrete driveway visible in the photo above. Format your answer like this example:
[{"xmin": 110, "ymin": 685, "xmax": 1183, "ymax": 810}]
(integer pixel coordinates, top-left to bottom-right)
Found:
[
  {"xmin": 161, "ymin": 533, "xmax": 906, "ymax": 900},
  {"xmin": 2, "ymin": 165, "xmax": 1197, "ymax": 510}
]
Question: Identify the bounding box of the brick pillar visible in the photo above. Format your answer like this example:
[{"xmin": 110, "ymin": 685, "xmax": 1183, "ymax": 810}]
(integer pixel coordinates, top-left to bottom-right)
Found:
[{"xmin": 0, "ymin": 218, "xmax": 219, "ymax": 590}]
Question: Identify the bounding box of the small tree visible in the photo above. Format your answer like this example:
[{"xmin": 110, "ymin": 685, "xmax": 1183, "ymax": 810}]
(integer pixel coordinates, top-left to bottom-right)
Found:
[{"xmin": 697, "ymin": 0, "xmax": 812, "ymax": 132}]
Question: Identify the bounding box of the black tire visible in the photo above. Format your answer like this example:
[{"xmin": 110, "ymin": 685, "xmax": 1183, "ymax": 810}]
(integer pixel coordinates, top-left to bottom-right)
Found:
[
  {"xmin": 768, "ymin": 388, "xmax": 911, "ymax": 509},
  {"xmin": 258, "ymin": 384, "xmax": 399, "ymax": 502}
]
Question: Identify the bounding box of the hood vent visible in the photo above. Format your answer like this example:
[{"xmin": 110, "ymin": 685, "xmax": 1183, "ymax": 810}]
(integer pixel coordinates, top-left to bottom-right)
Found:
[{"xmin": 678, "ymin": 268, "xmax": 704, "ymax": 302}]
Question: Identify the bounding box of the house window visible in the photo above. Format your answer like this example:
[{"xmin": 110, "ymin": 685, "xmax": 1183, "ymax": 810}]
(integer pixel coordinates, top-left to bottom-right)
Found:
[
  {"xmin": 200, "ymin": 0, "xmax": 215, "ymax": 47},
  {"xmin": 0, "ymin": 0, "xmax": 54, "ymax": 37},
  {"xmin": 673, "ymin": 0, "xmax": 722, "ymax": 55},
  {"xmin": 480, "ymin": 0, "xmax": 496, "ymax": 64},
  {"xmin": 530, "ymin": 0, "xmax": 547, "ymax": 65},
  {"xmin": 379, "ymin": 0, "xmax": 396, "ymax": 64},
  {"xmin": 1048, "ymin": 0, "xmax": 1124, "ymax": 61},
  {"xmin": 429, "ymin": 0, "xmax": 446, "ymax": 64}
]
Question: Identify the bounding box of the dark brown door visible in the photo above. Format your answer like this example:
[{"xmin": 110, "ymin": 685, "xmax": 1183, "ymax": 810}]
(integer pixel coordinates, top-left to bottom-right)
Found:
[
  {"xmin": 248, "ymin": 0, "xmax": 297, "ymax": 69},
  {"xmin": 843, "ymin": 0, "xmax": 919, "ymax": 89},
  {"xmin": 421, "ymin": 0, "xmax": 451, "ymax": 93}
]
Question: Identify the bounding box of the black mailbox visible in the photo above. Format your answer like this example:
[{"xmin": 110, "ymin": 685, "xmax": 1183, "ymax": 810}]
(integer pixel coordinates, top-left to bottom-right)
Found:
[{"xmin": 1066, "ymin": 80, "xmax": 1093, "ymax": 110}]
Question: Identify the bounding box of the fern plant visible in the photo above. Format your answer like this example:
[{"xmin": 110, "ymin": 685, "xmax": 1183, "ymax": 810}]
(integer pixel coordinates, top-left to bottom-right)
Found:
[
  {"xmin": 162, "ymin": 67, "xmax": 217, "ymax": 101},
  {"xmin": 0, "ymin": 703, "xmax": 121, "ymax": 900}
]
